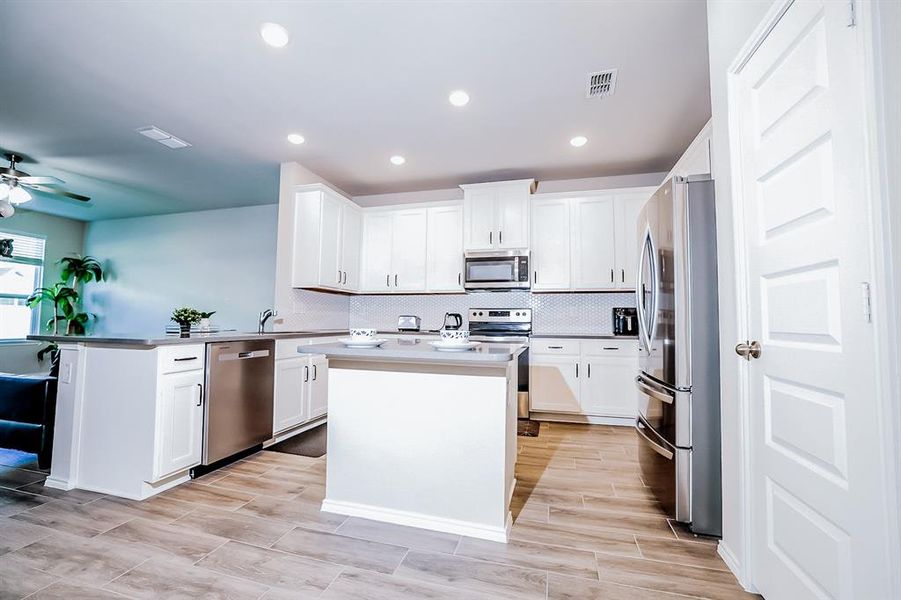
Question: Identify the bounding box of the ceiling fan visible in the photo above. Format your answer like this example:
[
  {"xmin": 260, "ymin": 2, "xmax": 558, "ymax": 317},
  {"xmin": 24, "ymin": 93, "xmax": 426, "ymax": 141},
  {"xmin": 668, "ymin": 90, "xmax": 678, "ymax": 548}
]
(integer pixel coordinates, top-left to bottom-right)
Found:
[{"xmin": 0, "ymin": 153, "xmax": 90, "ymax": 218}]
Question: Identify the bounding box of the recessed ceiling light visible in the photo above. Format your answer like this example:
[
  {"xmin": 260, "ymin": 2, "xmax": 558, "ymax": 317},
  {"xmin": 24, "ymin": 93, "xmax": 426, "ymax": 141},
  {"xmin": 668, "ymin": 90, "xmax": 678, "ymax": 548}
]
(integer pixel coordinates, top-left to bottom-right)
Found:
[
  {"xmin": 570, "ymin": 135, "xmax": 588, "ymax": 147},
  {"xmin": 260, "ymin": 22, "xmax": 289, "ymax": 48},
  {"xmin": 390, "ymin": 155, "xmax": 406, "ymax": 166},
  {"xmin": 448, "ymin": 90, "xmax": 470, "ymax": 107},
  {"xmin": 287, "ymin": 133, "xmax": 305, "ymax": 145}
]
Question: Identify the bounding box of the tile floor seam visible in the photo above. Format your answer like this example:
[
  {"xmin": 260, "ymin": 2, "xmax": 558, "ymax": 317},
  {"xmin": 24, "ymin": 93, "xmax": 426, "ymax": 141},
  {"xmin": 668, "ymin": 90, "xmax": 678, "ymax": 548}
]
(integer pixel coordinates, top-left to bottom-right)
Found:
[
  {"xmin": 100, "ymin": 555, "xmax": 154, "ymax": 593},
  {"xmin": 318, "ymin": 565, "xmax": 347, "ymax": 597}
]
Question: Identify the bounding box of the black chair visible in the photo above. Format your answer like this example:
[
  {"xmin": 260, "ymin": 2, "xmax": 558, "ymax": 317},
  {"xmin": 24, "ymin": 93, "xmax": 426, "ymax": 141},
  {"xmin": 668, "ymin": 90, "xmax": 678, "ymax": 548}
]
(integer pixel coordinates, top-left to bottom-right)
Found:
[{"xmin": 0, "ymin": 373, "xmax": 58, "ymax": 470}]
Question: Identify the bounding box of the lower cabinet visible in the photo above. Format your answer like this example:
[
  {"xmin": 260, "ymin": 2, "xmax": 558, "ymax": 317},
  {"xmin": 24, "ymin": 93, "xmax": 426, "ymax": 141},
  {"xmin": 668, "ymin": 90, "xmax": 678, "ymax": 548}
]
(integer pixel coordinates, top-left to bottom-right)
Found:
[
  {"xmin": 155, "ymin": 368, "xmax": 204, "ymax": 480},
  {"xmin": 529, "ymin": 338, "xmax": 638, "ymax": 418},
  {"xmin": 273, "ymin": 340, "xmax": 329, "ymax": 435}
]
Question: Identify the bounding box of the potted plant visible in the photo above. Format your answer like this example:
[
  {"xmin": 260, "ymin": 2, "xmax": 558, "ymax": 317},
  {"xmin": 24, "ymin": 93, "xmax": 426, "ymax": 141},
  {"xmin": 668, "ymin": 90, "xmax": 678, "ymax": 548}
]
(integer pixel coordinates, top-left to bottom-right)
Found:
[
  {"xmin": 26, "ymin": 283, "xmax": 79, "ymax": 335},
  {"xmin": 171, "ymin": 307, "xmax": 202, "ymax": 337},
  {"xmin": 198, "ymin": 311, "xmax": 216, "ymax": 332}
]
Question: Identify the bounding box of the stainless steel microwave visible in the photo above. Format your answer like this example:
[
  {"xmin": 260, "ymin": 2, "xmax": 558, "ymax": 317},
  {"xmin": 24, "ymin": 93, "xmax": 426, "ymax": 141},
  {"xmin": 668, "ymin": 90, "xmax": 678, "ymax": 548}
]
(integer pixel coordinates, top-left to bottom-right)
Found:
[{"xmin": 464, "ymin": 251, "xmax": 530, "ymax": 290}]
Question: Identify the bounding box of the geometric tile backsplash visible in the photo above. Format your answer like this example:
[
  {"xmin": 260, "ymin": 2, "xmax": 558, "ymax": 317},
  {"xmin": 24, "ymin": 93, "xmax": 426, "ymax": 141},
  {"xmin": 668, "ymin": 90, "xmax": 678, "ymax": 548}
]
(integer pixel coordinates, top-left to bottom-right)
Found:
[{"xmin": 349, "ymin": 290, "xmax": 635, "ymax": 336}]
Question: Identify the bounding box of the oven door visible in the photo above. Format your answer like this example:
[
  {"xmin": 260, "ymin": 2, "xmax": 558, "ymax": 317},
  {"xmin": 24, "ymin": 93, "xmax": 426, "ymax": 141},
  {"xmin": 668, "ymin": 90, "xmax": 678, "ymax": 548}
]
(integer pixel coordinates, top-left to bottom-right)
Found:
[
  {"xmin": 464, "ymin": 254, "xmax": 528, "ymax": 289},
  {"xmin": 636, "ymin": 416, "xmax": 691, "ymax": 522}
]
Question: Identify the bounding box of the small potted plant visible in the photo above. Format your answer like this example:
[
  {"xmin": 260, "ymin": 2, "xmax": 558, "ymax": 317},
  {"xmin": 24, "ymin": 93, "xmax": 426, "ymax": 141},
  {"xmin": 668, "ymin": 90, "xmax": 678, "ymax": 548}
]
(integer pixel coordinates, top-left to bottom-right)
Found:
[
  {"xmin": 171, "ymin": 307, "xmax": 202, "ymax": 337},
  {"xmin": 198, "ymin": 311, "xmax": 216, "ymax": 332}
]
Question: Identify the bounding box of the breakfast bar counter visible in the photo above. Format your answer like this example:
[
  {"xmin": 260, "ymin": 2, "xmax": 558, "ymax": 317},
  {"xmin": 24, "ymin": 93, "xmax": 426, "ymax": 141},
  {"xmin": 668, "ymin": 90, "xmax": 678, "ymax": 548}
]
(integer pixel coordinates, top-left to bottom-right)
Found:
[{"xmin": 301, "ymin": 338, "xmax": 524, "ymax": 542}]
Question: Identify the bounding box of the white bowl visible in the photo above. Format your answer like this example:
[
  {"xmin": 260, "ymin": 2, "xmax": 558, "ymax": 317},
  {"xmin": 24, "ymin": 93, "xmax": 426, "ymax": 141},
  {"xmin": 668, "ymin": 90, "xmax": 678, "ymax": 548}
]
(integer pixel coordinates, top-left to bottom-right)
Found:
[
  {"xmin": 440, "ymin": 329, "xmax": 470, "ymax": 343},
  {"xmin": 350, "ymin": 328, "xmax": 376, "ymax": 340}
]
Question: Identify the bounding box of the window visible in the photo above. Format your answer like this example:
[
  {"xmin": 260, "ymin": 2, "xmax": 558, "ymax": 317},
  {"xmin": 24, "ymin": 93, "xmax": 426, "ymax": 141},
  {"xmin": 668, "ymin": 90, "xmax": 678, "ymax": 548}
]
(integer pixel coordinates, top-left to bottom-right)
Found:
[{"xmin": 0, "ymin": 231, "xmax": 46, "ymax": 340}]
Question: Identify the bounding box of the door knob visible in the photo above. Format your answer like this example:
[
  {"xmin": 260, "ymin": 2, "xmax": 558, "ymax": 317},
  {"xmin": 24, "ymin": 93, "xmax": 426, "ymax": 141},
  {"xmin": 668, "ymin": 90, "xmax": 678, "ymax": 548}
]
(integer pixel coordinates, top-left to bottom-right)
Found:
[{"xmin": 735, "ymin": 340, "xmax": 762, "ymax": 360}]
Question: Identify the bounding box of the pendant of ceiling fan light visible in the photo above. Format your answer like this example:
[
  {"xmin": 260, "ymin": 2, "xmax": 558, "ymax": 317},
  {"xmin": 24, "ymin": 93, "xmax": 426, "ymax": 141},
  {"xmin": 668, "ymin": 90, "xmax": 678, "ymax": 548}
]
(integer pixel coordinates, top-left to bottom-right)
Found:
[
  {"xmin": 0, "ymin": 200, "xmax": 14, "ymax": 218},
  {"xmin": 8, "ymin": 183, "xmax": 31, "ymax": 205},
  {"xmin": 0, "ymin": 183, "xmax": 8, "ymax": 200}
]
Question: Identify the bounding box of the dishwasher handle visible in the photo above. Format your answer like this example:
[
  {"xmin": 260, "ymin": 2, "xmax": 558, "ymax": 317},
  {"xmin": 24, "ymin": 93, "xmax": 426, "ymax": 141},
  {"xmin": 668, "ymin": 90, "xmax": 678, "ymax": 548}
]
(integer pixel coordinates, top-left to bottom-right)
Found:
[{"xmin": 218, "ymin": 349, "xmax": 272, "ymax": 362}]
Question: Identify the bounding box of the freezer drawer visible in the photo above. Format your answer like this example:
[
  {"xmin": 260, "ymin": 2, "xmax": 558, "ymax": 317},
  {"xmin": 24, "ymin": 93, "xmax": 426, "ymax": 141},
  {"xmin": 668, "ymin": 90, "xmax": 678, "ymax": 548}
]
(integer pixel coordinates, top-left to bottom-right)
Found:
[
  {"xmin": 636, "ymin": 416, "xmax": 691, "ymax": 523},
  {"xmin": 635, "ymin": 372, "xmax": 692, "ymax": 447}
]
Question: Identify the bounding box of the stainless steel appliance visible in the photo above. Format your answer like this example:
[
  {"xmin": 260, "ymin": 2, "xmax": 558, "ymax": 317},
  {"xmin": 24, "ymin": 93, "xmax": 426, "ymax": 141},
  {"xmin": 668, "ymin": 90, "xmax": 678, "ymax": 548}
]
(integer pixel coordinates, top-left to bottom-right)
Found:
[
  {"xmin": 613, "ymin": 307, "xmax": 638, "ymax": 336},
  {"xmin": 397, "ymin": 315, "xmax": 421, "ymax": 331},
  {"xmin": 443, "ymin": 312, "xmax": 463, "ymax": 330},
  {"xmin": 634, "ymin": 175, "xmax": 721, "ymax": 537},
  {"xmin": 469, "ymin": 308, "xmax": 531, "ymax": 418},
  {"xmin": 203, "ymin": 340, "xmax": 275, "ymax": 465},
  {"xmin": 464, "ymin": 251, "xmax": 530, "ymax": 290}
]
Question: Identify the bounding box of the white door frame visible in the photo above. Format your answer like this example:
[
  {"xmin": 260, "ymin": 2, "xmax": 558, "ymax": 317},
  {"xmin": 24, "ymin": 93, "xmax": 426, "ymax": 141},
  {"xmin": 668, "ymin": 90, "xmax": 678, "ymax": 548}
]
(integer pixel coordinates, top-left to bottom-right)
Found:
[{"xmin": 724, "ymin": 0, "xmax": 901, "ymax": 593}]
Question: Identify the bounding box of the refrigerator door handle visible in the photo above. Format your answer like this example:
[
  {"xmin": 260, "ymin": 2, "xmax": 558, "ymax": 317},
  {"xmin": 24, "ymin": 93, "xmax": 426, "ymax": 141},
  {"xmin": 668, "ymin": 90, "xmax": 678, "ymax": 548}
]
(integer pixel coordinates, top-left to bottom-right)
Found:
[
  {"xmin": 636, "ymin": 419, "xmax": 674, "ymax": 460},
  {"xmin": 635, "ymin": 375, "xmax": 674, "ymax": 404}
]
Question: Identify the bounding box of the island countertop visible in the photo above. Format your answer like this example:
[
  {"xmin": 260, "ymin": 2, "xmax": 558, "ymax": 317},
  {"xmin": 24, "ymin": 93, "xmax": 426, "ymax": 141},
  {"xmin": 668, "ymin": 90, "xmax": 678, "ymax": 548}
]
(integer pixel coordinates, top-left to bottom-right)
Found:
[
  {"xmin": 298, "ymin": 338, "xmax": 526, "ymax": 364},
  {"xmin": 27, "ymin": 330, "xmax": 348, "ymax": 347}
]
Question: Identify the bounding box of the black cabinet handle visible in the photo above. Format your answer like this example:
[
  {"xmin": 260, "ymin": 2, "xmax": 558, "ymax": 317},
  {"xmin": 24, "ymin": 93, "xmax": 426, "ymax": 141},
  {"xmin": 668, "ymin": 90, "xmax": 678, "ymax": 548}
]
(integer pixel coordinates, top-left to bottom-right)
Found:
[
  {"xmin": 196, "ymin": 383, "xmax": 203, "ymax": 406},
  {"xmin": 587, "ymin": 364, "xmax": 591, "ymax": 378},
  {"xmin": 603, "ymin": 346, "xmax": 619, "ymax": 351},
  {"xmin": 395, "ymin": 274, "xmax": 398, "ymax": 286},
  {"xmin": 548, "ymin": 345, "xmax": 564, "ymax": 349},
  {"xmin": 621, "ymin": 269, "xmax": 625, "ymax": 283},
  {"xmin": 489, "ymin": 231, "xmax": 493, "ymax": 245},
  {"xmin": 575, "ymin": 363, "xmax": 579, "ymax": 378},
  {"xmin": 534, "ymin": 271, "xmax": 537, "ymax": 284},
  {"xmin": 499, "ymin": 231, "xmax": 503, "ymax": 244},
  {"xmin": 610, "ymin": 268, "xmax": 614, "ymax": 283},
  {"xmin": 313, "ymin": 364, "xmax": 318, "ymax": 380},
  {"xmin": 174, "ymin": 356, "xmax": 198, "ymax": 362},
  {"xmin": 386, "ymin": 274, "xmax": 390, "ymax": 287},
  {"xmin": 343, "ymin": 271, "xmax": 347, "ymax": 284},
  {"xmin": 337, "ymin": 269, "xmax": 341, "ymax": 283},
  {"xmin": 304, "ymin": 365, "xmax": 309, "ymax": 382}
]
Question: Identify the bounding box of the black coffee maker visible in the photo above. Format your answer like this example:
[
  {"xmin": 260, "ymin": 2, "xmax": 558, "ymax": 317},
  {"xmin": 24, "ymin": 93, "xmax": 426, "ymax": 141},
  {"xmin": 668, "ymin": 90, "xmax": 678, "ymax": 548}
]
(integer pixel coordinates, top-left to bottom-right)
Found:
[
  {"xmin": 443, "ymin": 312, "xmax": 463, "ymax": 330},
  {"xmin": 612, "ymin": 307, "xmax": 638, "ymax": 336}
]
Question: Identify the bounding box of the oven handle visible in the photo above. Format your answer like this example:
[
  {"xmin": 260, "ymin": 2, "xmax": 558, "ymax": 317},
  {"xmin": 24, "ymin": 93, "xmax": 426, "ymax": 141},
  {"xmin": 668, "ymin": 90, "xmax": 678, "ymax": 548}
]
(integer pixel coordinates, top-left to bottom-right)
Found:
[
  {"xmin": 635, "ymin": 419, "xmax": 674, "ymax": 460},
  {"xmin": 635, "ymin": 375, "xmax": 674, "ymax": 404}
]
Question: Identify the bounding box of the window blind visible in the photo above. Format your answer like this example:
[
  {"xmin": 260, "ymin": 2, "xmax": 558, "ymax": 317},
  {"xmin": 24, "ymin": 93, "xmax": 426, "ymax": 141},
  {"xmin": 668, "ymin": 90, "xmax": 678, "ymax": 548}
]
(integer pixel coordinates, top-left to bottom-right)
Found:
[{"xmin": 0, "ymin": 231, "xmax": 46, "ymax": 265}]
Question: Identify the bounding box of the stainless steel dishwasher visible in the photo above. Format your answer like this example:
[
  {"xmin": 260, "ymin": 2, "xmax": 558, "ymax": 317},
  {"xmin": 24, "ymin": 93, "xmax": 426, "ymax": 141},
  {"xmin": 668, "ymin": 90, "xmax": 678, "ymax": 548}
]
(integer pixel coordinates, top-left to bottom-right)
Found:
[{"xmin": 202, "ymin": 340, "xmax": 274, "ymax": 465}]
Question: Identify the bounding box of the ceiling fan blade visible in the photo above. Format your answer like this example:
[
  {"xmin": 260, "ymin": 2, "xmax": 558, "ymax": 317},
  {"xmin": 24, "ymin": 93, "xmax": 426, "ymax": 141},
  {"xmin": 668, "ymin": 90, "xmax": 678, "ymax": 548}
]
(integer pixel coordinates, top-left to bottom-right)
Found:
[
  {"xmin": 25, "ymin": 184, "xmax": 91, "ymax": 202},
  {"xmin": 18, "ymin": 175, "xmax": 64, "ymax": 185}
]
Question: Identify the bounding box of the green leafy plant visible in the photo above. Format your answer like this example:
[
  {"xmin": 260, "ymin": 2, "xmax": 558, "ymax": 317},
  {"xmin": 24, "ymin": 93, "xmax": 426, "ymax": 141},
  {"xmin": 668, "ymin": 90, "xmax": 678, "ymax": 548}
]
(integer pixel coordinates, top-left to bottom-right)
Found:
[
  {"xmin": 171, "ymin": 307, "xmax": 202, "ymax": 327},
  {"xmin": 27, "ymin": 254, "xmax": 105, "ymax": 340},
  {"xmin": 27, "ymin": 283, "xmax": 79, "ymax": 335},
  {"xmin": 59, "ymin": 255, "xmax": 103, "ymax": 287},
  {"xmin": 199, "ymin": 311, "xmax": 216, "ymax": 319}
]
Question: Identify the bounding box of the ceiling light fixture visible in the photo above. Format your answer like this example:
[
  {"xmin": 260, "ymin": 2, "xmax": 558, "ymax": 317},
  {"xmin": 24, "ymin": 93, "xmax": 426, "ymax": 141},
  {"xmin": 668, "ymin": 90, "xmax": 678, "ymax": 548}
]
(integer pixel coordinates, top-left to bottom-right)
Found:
[
  {"xmin": 135, "ymin": 126, "xmax": 192, "ymax": 149},
  {"xmin": 448, "ymin": 90, "xmax": 470, "ymax": 107},
  {"xmin": 260, "ymin": 22, "xmax": 290, "ymax": 48},
  {"xmin": 570, "ymin": 136, "xmax": 588, "ymax": 147},
  {"xmin": 287, "ymin": 133, "xmax": 305, "ymax": 145},
  {"xmin": 0, "ymin": 183, "xmax": 8, "ymax": 200},
  {"xmin": 8, "ymin": 183, "xmax": 32, "ymax": 205},
  {"xmin": 390, "ymin": 155, "xmax": 406, "ymax": 166},
  {"xmin": 0, "ymin": 201, "xmax": 14, "ymax": 219}
]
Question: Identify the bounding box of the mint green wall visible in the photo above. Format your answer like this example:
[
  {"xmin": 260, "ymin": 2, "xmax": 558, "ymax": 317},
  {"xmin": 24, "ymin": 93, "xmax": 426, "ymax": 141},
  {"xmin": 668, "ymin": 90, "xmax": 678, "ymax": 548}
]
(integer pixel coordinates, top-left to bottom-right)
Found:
[{"xmin": 0, "ymin": 208, "xmax": 86, "ymax": 373}]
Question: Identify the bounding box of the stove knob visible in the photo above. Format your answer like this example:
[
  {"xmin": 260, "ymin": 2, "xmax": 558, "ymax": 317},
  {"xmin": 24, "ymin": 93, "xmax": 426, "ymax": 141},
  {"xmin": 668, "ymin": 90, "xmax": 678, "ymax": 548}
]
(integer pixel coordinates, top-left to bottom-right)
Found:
[{"xmin": 479, "ymin": 311, "xmax": 484, "ymax": 316}]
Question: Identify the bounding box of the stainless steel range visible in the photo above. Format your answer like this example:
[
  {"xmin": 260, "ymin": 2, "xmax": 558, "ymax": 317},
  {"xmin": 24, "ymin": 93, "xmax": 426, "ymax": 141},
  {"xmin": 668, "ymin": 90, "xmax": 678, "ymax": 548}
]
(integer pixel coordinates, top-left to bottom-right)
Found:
[{"xmin": 469, "ymin": 308, "xmax": 531, "ymax": 418}]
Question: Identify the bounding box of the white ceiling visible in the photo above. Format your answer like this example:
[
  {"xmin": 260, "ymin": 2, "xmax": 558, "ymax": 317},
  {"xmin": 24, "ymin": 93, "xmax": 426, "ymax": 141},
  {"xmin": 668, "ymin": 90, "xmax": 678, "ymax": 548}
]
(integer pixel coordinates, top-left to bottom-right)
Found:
[{"xmin": 0, "ymin": 1, "xmax": 710, "ymax": 221}]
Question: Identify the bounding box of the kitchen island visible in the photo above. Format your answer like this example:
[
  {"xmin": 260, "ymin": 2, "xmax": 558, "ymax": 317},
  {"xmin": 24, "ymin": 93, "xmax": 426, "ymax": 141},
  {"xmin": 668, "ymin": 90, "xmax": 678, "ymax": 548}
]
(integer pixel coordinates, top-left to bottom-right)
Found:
[{"xmin": 298, "ymin": 338, "xmax": 525, "ymax": 542}]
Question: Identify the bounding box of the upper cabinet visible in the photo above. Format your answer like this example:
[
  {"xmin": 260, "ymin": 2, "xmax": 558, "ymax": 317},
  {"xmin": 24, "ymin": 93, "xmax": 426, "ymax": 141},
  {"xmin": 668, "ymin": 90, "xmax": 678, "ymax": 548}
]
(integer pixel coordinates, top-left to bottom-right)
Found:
[
  {"xmin": 531, "ymin": 187, "xmax": 655, "ymax": 292},
  {"xmin": 461, "ymin": 179, "xmax": 534, "ymax": 251},
  {"xmin": 291, "ymin": 185, "xmax": 361, "ymax": 293},
  {"xmin": 426, "ymin": 205, "xmax": 464, "ymax": 292},
  {"xmin": 361, "ymin": 208, "xmax": 428, "ymax": 293}
]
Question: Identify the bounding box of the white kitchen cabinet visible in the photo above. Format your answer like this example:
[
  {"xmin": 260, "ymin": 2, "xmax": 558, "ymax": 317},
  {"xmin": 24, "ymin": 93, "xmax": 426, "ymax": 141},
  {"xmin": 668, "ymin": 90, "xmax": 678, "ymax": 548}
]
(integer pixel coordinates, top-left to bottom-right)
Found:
[
  {"xmin": 461, "ymin": 179, "xmax": 534, "ymax": 251},
  {"xmin": 572, "ymin": 196, "xmax": 617, "ymax": 289},
  {"xmin": 155, "ymin": 368, "xmax": 204, "ymax": 481},
  {"xmin": 530, "ymin": 338, "xmax": 638, "ymax": 420},
  {"xmin": 308, "ymin": 354, "xmax": 328, "ymax": 420},
  {"xmin": 613, "ymin": 192, "xmax": 647, "ymax": 289},
  {"xmin": 426, "ymin": 205, "xmax": 464, "ymax": 292},
  {"xmin": 273, "ymin": 356, "xmax": 308, "ymax": 434},
  {"xmin": 291, "ymin": 184, "xmax": 360, "ymax": 292},
  {"xmin": 531, "ymin": 197, "xmax": 571, "ymax": 290},
  {"xmin": 361, "ymin": 208, "xmax": 427, "ymax": 292}
]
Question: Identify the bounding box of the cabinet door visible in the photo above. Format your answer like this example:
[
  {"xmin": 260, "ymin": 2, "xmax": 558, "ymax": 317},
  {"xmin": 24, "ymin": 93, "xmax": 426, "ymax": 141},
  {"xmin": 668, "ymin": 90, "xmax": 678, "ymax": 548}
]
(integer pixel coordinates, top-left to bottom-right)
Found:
[
  {"xmin": 319, "ymin": 192, "xmax": 343, "ymax": 289},
  {"xmin": 391, "ymin": 208, "xmax": 428, "ymax": 291},
  {"xmin": 308, "ymin": 355, "xmax": 328, "ymax": 420},
  {"xmin": 273, "ymin": 357, "xmax": 308, "ymax": 434},
  {"xmin": 495, "ymin": 186, "xmax": 530, "ymax": 249},
  {"xmin": 156, "ymin": 370, "xmax": 203, "ymax": 479},
  {"xmin": 463, "ymin": 188, "xmax": 496, "ymax": 251},
  {"xmin": 426, "ymin": 205, "xmax": 464, "ymax": 291},
  {"xmin": 361, "ymin": 212, "xmax": 394, "ymax": 291},
  {"xmin": 529, "ymin": 355, "xmax": 581, "ymax": 413},
  {"xmin": 531, "ymin": 197, "xmax": 571, "ymax": 290},
  {"xmin": 291, "ymin": 191, "xmax": 322, "ymax": 287},
  {"xmin": 571, "ymin": 196, "xmax": 617, "ymax": 289},
  {"xmin": 614, "ymin": 192, "xmax": 650, "ymax": 289},
  {"xmin": 580, "ymin": 358, "xmax": 638, "ymax": 417},
  {"xmin": 341, "ymin": 205, "xmax": 362, "ymax": 291}
]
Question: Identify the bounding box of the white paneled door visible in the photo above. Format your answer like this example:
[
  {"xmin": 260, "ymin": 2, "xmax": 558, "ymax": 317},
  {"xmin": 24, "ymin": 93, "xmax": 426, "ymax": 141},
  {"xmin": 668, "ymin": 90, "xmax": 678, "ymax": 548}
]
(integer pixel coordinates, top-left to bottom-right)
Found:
[{"xmin": 734, "ymin": 1, "xmax": 893, "ymax": 598}]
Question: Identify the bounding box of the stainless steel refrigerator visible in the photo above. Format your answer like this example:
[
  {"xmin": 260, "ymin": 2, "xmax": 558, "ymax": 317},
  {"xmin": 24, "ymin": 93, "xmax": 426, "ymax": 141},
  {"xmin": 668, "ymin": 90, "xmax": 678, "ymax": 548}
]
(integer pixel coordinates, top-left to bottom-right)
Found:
[{"xmin": 634, "ymin": 175, "xmax": 722, "ymax": 537}]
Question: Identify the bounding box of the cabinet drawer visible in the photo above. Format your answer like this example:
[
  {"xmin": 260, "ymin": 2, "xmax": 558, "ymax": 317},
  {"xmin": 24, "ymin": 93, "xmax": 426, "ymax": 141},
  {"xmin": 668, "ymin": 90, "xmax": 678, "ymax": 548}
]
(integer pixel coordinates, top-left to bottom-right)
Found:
[
  {"xmin": 580, "ymin": 339, "xmax": 638, "ymax": 358},
  {"xmin": 275, "ymin": 338, "xmax": 307, "ymax": 360},
  {"xmin": 530, "ymin": 338, "xmax": 580, "ymax": 355},
  {"xmin": 158, "ymin": 344, "xmax": 206, "ymax": 374}
]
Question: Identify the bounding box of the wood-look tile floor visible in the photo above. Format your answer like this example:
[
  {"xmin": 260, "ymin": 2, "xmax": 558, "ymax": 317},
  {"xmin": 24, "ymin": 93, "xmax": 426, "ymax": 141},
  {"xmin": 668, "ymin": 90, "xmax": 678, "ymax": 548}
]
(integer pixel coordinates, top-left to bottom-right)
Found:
[{"xmin": 0, "ymin": 423, "xmax": 759, "ymax": 599}]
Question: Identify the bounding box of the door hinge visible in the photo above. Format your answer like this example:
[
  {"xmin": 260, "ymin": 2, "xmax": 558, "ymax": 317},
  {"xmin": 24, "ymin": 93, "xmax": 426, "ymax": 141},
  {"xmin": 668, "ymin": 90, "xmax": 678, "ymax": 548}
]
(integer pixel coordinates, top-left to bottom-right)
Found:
[
  {"xmin": 847, "ymin": 1, "xmax": 857, "ymax": 27},
  {"xmin": 861, "ymin": 282, "xmax": 872, "ymax": 322}
]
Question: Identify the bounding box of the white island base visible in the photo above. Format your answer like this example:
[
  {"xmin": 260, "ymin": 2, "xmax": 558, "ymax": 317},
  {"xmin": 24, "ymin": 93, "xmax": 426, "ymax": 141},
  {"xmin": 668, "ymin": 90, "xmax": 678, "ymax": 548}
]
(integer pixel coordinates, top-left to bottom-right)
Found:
[{"xmin": 320, "ymin": 355, "xmax": 520, "ymax": 543}]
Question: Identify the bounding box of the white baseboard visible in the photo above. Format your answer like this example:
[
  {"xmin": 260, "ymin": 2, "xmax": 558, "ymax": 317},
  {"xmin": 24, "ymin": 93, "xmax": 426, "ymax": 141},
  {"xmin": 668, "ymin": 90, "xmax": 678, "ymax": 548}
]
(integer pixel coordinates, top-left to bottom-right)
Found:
[
  {"xmin": 718, "ymin": 540, "xmax": 757, "ymax": 593},
  {"xmin": 321, "ymin": 498, "xmax": 511, "ymax": 542},
  {"xmin": 530, "ymin": 412, "xmax": 635, "ymax": 427},
  {"xmin": 264, "ymin": 416, "xmax": 327, "ymax": 447},
  {"xmin": 43, "ymin": 476, "xmax": 75, "ymax": 491}
]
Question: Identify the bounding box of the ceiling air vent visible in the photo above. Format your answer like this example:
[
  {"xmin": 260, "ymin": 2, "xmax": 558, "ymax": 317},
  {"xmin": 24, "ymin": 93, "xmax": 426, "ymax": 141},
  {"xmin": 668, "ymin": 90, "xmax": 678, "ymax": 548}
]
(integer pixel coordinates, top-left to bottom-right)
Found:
[{"xmin": 586, "ymin": 69, "xmax": 617, "ymax": 98}]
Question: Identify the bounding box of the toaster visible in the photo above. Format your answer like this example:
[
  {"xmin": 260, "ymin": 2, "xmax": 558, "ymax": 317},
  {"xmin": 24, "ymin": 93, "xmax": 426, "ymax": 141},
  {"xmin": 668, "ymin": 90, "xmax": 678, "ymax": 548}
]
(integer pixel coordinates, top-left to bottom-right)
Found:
[{"xmin": 397, "ymin": 315, "xmax": 422, "ymax": 331}]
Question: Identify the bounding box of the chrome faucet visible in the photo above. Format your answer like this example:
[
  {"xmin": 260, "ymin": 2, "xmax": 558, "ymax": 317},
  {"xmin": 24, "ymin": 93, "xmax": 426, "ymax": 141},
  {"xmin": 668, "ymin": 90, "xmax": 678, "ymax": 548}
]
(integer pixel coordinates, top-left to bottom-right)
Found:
[{"xmin": 258, "ymin": 309, "xmax": 276, "ymax": 334}]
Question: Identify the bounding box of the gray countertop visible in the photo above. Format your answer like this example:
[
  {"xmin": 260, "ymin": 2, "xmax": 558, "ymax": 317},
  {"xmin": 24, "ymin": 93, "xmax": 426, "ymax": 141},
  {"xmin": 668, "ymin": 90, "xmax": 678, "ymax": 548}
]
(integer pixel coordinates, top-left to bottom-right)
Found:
[
  {"xmin": 28, "ymin": 330, "xmax": 348, "ymax": 347},
  {"xmin": 298, "ymin": 338, "xmax": 525, "ymax": 364},
  {"xmin": 529, "ymin": 333, "xmax": 639, "ymax": 340}
]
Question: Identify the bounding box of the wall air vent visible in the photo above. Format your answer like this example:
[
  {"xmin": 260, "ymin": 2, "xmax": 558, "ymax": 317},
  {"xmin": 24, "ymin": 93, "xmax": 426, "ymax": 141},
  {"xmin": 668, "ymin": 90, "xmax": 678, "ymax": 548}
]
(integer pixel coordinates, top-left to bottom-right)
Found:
[
  {"xmin": 135, "ymin": 126, "xmax": 192, "ymax": 149},
  {"xmin": 586, "ymin": 69, "xmax": 618, "ymax": 98}
]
